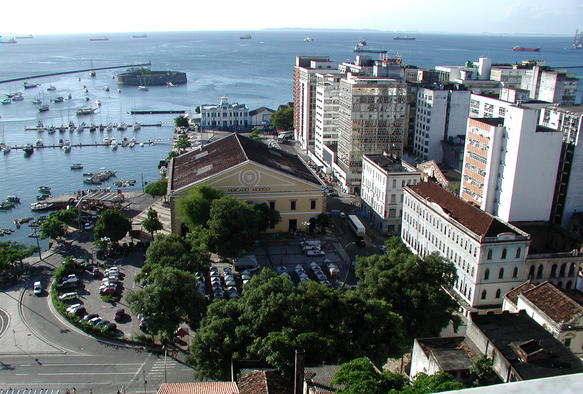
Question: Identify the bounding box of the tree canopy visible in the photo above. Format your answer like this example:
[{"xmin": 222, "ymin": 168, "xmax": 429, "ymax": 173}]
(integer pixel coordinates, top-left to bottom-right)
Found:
[
  {"xmin": 39, "ymin": 216, "xmax": 67, "ymax": 242},
  {"xmin": 253, "ymin": 202, "xmax": 281, "ymax": 232},
  {"xmin": 0, "ymin": 241, "xmax": 37, "ymax": 272},
  {"xmin": 332, "ymin": 358, "xmax": 407, "ymax": 394},
  {"xmin": 187, "ymin": 268, "xmax": 404, "ymax": 380},
  {"xmin": 127, "ymin": 265, "xmax": 206, "ymax": 341},
  {"xmin": 400, "ymin": 372, "xmax": 464, "ymax": 393},
  {"xmin": 356, "ymin": 237, "xmax": 459, "ymax": 340},
  {"xmin": 94, "ymin": 209, "xmax": 132, "ymax": 243},
  {"xmin": 144, "ymin": 178, "xmax": 168, "ymax": 198},
  {"xmin": 175, "ymin": 133, "xmax": 192, "ymax": 152},
  {"xmin": 178, "ymin": 185, "xmax": 224, "ymax": 230},
  {"xmin": 174, "ymin": 115, "xmax": 189, "ymax": 128},
  {"xmin": 270, "ymin": 106, "xmax": 293, "ymax": 130},
  {"xmin": 142, "ymin": 208, "xmax": 163, "ymax": 237}
]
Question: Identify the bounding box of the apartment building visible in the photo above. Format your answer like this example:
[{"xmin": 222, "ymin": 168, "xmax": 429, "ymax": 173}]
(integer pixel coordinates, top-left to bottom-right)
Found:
[
  {"xmin": 293, "ymin": 56, "xmax": 339, "ymax": 152},
  {"xmin": 360, "ymin": 154, "xmax": 420, "ymax": 234},
  {"xmin": 313, "ymin": 72, "xmax": 342, "ymax": 172},
  {"xmin": 402, "ymin": 181, "xmax": 530, "ymax": 311},
  {"xmin": 460, "ymin": 105, "xmax": 563, "ymax": 222},
  {"xmin": 200, "ymin": 97, "xmax": 250, "ymax": 131},
  {"xmin": 412, "ymin": 86, "xmax": 470, "ymax": 162},
  {"xmin": 333, "ymin": 75, "xmax": 408, "ymax": 194}
]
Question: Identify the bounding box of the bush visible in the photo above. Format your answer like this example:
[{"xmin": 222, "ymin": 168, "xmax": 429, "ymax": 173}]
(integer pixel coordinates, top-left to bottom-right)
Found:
[{"xmin": 101, "ymin": 295, "xmax": 120, "ymax": 303}]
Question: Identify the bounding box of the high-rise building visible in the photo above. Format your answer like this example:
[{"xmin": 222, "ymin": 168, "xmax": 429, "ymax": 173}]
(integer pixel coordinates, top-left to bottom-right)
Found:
[
  {"xmin": 293, "ymin": 56, "xmax": 339, "ymax": 152},
  {"xmin": 333, "ymin": 75, "xmax": 408, "ymax": 194},
  {"xmin": 313, "ymin": 72, "xmax": 342, "ymax": 171}
]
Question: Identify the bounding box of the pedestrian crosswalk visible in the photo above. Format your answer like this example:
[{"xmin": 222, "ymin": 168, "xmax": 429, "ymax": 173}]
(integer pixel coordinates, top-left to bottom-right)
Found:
[{"xmin": 146, "ymin": 358, "xmax": 178, "ymax": 382}]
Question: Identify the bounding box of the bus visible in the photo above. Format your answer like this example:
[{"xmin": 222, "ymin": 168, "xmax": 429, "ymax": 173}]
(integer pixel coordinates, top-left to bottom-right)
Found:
[{"xmin": 347, "ymin": 215, "xmax": 366, "ymax": 238}]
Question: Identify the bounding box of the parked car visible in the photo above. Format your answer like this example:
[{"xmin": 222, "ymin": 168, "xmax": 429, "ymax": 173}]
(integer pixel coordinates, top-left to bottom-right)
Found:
[
  {"xmin": 306, "ymin": 249, "xmax": 325, "ymax": 257},
  {"xmin": 33, "ymin": 281, "xmax": 42, "ymax": 296},
  {"xmin": 82, "ymin": 313, "xmax": 99, "ymax": 322},
  {"xmin": 73, "ymin": 307, "xmax": 87, "ymax": 317},
  {"xmin": 58, "ymin": 292, "xmax": 78, "ymax": 301},
  {"xmin": 92, "ymin": 268, "xmax": 101, "ymax": 278},
  {"xmin": 66, "ymin": 303, "xmax": 83, "ymax": 313},
  {"xmin": 106, "ymin": 322, "xmax": 117, "ymax": 331},
  {"xmin": 95, "ymin": 319, "xmax": 108, "ymax": 328},
  {"xmin": 100, "ymin": 287, "xmax": 117, "ymax": 296},
  {"xmin": 88, "ymin": 317, "xmax": 103, "ymax": 326},
  {"xmin": 327, "ymin": 190, "xmax": 339, "ymax": 197}
]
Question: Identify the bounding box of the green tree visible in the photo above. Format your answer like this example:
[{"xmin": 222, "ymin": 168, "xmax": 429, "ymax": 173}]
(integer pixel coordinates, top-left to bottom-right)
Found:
[
  {"xmin": 50, "ymin": 208, "xmax": 79, "ymax": 226},
  {"xmin": 39, "ymin": 216, "xmax": 67, "ymax": 242},
  {"xmin": 175, "ymin": 133, "xmax": 191, "ymax": 153},
  {"xmin": 270, "ymin": 106, "xmax": 293, "ymax": 130},
  {"xmin": 469, "ymin": 355, "xmax": 497, "ymax": 387},
  {"xmin": 126, "ymin": 266, "xmax": 205, "ymax": 341},
  {"xmin": 195, "ymin": 106, "xmax": 200, "ymax": 114},
  {"xmin": 206, "ymin": 196, "xmax": 259, "ymax": 258},
  {"xmin": 139, "ymin": 233, "xmax": 209, "ymax": 279},
  {"xmin": 253, "ymin": 203, "xmax": 281, "ymax": 232},
  {"xmin": 332, "ymin": 357, "xmax": 407, "ymax": 394},
  {"xmin": 174, "ymin": 115, "xmax": 189, "ymax": 128},
  {"xmin": 141, "ymin": 208, "xmax": 163, "ymax": 238},
  {"xmin": 178, "ymin": 185, "xmax": 224, "ymax": 230},
  {"xmin": 249, "ymin": 129, "xmax": 261, "ymax": 141},
  {"xmin": 316, "ymin": 213, "xmax": 332, "ymax": 233},
  {"xmin": 0, "ymin": 241, "xmax": 37, "ymax": 272},
  {"xmin": 166, "ymin": 150, "xmax": 180, "ymax": 161},
  {"xmin": 400, "ymin": 372, "xmax": 464, "ymax": 393},
  {"xmin": 94, "ymin": 209, "xmax": 132, "ymax": 244},
  {"xmin": 356, "ymin": 238, "xmax": 459, "ymax": 340},
  {"xmin": 144, "ymin": 178, "xmax": 168, "ymax": 198}
]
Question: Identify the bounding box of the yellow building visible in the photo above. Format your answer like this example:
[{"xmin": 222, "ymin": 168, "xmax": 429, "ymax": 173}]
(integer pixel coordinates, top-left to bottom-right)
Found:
[{"xmin": 167, "ymin": 133, "xmax": 325, "ymax": 234}]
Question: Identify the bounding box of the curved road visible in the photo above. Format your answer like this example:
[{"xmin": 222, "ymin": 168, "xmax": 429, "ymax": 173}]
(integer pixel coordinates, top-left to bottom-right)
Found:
[{"xmin": 0, "ymin": 254, "xmax": 195, "ymax": 393}]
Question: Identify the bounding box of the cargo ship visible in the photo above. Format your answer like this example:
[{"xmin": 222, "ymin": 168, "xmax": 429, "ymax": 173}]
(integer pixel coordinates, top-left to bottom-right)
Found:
[
  {"xmin": 512, "ymin": 46, "xmax": 540, "ymax": 52},
  {"xmin": 89, "ymin": 37, "xmax": 109, "ymax": 41},
  {"xmin": 240, "ymin": 34, "xmax": 252, "ymax": 40},
  {"xmin": 116, "ymin": 68, "xmax": 187, "ymax": 86},
  {"xmin": 0, "ymin": 36, "xmax": 17, "ymax": 44},
  {"xmin": 353, "ymin": 46, "xmax": 387, "ymax": 54},
  {"xmin": 394, "ymin": 36, "xmax": 416, "ymax": 40}
]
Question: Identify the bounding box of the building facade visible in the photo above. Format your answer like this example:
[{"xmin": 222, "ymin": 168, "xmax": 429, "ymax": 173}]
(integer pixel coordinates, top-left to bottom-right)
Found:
[
  {"xmin": 167, "ymin": 134, "xmax": 325, "ymax": 234},
  {"xmin": 360, "ymin": 154, "xmax": 421, "ymax": 235},
  {"xmin": 313, "ymin": 72, "xmax": 342, "ymax": 172},
  {"xmin": 200, "ymin": 97, "xmax": 250, "ymax": 131},
  {"xmin": 402, "ymin": 181, "xmax": 531, "ymax": 311}
]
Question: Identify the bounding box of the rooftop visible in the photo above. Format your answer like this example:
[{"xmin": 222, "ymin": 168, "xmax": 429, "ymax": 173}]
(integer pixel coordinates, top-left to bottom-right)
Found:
[
  {"xmin": 157, "ymin": 382, "xmax": 239, "ymax": 394},
  {"xmin": 470, "ymin": 311, "xmax": 583, "ymax": 380},
  {"xmin": 504, "ymin": 281, "xmax": 536, "ymax": 306},
  {"xmin": 364, "ymin": 154, "xmax": 416, "ymax": 173},
  {"xmin": 238, "ymin": 370, "xmax": 292, "ymax": 394},
  {"xmin": 304, "ymin": 365, "xmax": 343, "ymax": 391},
  {"xmin": 510, "ymin": 221, "xmax": 581, "ymax": 254},
  {"xmin": 416, "ymin": 337, "xmax": 475, "ymax": 372},
  {"xmin": 170, "ymin": 134, "xmax": 322, "ymax": 191},
  {"xmin": 408, "ymin": 181, "xmax": 525, "ymax": 239},
  {"xmin": 519, "ymin": 282, "xmax": 583, "ymax": 325},
  {"xmin": 471, "ymin": 117, "xmax": 505, "ymax": 127}
]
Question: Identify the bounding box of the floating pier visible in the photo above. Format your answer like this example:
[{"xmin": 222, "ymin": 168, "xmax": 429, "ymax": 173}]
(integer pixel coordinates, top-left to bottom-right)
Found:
[
  {"xmin": 24, "ymin": 123, "xmax": 162, "ymax": 131},
  {"xmin": 9, "ymin": 138, "xmax": 172, "ymax": 151},
  {"xmin": 130, "ymin": 110, "xmax": 187, "ymax": 115}
]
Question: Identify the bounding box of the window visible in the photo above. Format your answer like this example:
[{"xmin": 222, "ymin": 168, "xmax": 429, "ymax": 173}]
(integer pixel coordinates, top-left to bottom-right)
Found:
[
  {"xmin": 484, "ymin": 269, "xmax": 490, "ymax": 280},
  {"xmin": 487, "ymin": 249, "xmax": 492, "ymax": 260},
  {"xmin": 310, "ymin": 200, "xmax": 316, "ymax": 210},
  {"xmin": 568, "ymin": 263, "xmax": 576, "ymax": 277},
  {"xmin": 536, "ymin": 265, "xmax": 544, "ymax": 279},
  {"xmin": 528, "ymin": 265, "xmax": 535, "ymax": 279},
  {"xmin": 495, "ymin": 288, "xmax": 501, "ymax": 298},
  {"xmin": 565, "ymin": 338, "xmax": 572, "ymax": 347},
  {"xmin": 501, "ymin": 248, "xmax": 507, "ymax": 259},
  {"xmin": 481, "ymin": 290, "xmax": 487, "ymax": 300},
  {"xmin": 269, "ymin": 201, "xmax": 275, "ymax": 210},
  {"xmin": 512, "ymin": 267, "xmax": 518, "ymax": 278},
  {"xmin": 290, "ymin": 200, "xmax": 296, "ymax": 211},
  {"xmin": 515, "ymin": 248, "xmax": 521, "ymax": 258},
  {"xmin": 551, "ymin": 264, "xmax": 557, "ymax": 278},
  {"xmin": 566, "ymin": 281, "xmax": 573, "ymax": 290},
  {"xmin": 498, "ymin": 268, "xmax": 504, "ymax": 279},
  {"xmin": 559, "ymin": 263, "xmax": 566, "ymax": 277}
]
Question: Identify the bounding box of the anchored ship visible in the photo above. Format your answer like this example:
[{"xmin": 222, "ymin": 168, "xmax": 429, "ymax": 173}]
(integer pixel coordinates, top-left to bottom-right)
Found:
[
  {"xmin": 116, "ymin": 68, "xmax": 187, "ymax": 86},
  {"xmin": 512, "ymin": 46, "xmax": 540, "ymax": 52},
  {"xmin": 574, "ymin": 30, "xmax": 582, "ymax": 49}
]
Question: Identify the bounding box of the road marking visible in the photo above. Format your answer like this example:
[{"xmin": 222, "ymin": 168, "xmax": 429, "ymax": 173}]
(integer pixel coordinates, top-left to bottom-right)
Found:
[
  {"xmin": 40, "ymin": 363, "xmax": 144, "ymax": 367},
  {"xmin": 39, "ymin": 372, "xmax": 137, "ymax": 376},
  {"xmin": 15, "ymin": 373, "xmax": 29, "ymax": 375}
]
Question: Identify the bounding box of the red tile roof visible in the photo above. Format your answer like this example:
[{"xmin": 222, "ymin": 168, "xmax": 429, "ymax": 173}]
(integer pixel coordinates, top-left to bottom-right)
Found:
[
  {"xmin": 504, "ymin": 281, "xmax": 536, "ymax": 306},
  {"xmin": 408, "ymin": 181, "xmax": 523, "ymax": 238},
  {"xmin": 170, "ymin": 133, "xmax": 322, "ymax": 192},
  {"xmin": 237, "ymin": 370, "xmax": 293, "ymax": 394},
  {"xmin": 157, "ymin": 382, "xmax": 238, "ymax": 394},
  {"xmin": 520, "ymin": 282, "xmax": 583, "ymax": 324}
]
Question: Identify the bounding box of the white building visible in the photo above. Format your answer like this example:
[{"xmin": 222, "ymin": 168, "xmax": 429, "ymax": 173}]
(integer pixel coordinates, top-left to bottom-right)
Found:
[
  {"xmin": 249, "ymin": 107, "xmax": 274, "ymax": 128},
  {"xmin": 312, "ymin": 72, "xmax": 342, "ymax": 172},
  {"xmin": 200, "ymin": 97, "xmax": 250, "ymax": 131},
  {"xmin": 460, "ymin": 105, "xmax": 563, "ymax": 222},
  {"xmin": 334, "ymin": 75, "xmax": 408, "ymax": 195},
  {"xmin": 413, "ymin": 86, "xmax": 470, "ymax": 162},
  {"xmin": 360, "ymin": 154, "xmax": 421, "ymax": 235},
  {"xmin": 503, "ymin": 281, "xmax": 583, "ymax": 356},
  {"xmin": 402, "ymin": 181, "xmax": 531, "ymax": 311}
]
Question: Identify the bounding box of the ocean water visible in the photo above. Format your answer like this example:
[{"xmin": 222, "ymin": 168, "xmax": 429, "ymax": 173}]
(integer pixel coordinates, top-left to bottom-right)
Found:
[{"xmin": 1, "ymin": 31, "xmax": 582, "ymax": 246}]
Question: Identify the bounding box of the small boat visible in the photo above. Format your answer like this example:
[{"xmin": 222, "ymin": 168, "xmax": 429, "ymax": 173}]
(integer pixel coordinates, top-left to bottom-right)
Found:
[
  {"xmin": 166, "ymin": 82, "xmax": 175, "ymax": 87},
  {"xmin": 95, "ymin": 100, "xmax": 102, "ymax": 106},
  {"xmin": 24, "ymin": 82, "xmax": 39, "ymax": 89},
  {"xmin": 138, "ymin": 85, "xmax": 148, "ymax": 91},
  {"xmin": 11, "ymin": 93, "xmax": 24, "ymax": 101},
  {"xmin": 36, "ymin": 194, "xmax": 49, "ymax": 201},
  {"xmin": 23, "ymin": 144, "xmax": 34, "ymax": 155},
  {"xmin": 82, "ymin": 172, "xmax": 93, "ymax": 177},
  {"xmin": 70, "ymin": 163, "xmax": 83, "ymax": 170},
  {"xmin": 53, "ymin": 96, "xmax": 64, "ymax": 103},
  {"xmin": 30, "ymin": 202, "xmax": 53, "ymax": 211},
  {"xmin": 38, "ymin": 186, "xmax": 51, "ymax": 193},
  {"xmin": 35, "ymin": 139, "xmax": 43, "ymax": 147},
  {"xmin": 303, "ymin": 36, "xmax": 314, "ymax": 42},
  {"xmin": 99, "ymin": 124, "xmax": 105, "ymax": 131},
  {"xmin": 47, "ymin": 85, "xmax": 56, "ymax": 91},
  {"xmin": 103, "ymin": 86, "xmax": 109, "ymax": 92},
  {"xmin": 47, "ymin": 126, "xmax": 56, "ymax": 134},
  {"xmin": 38, "ymin": 104, "xmax": 49, "ymax": 112},
  {"xmin": 140, "ymin": 142, "xmax": 144, "ymax": 147},
  {"xmin": 240, "ymin": 34, "xmax": 252, "ymax": 39},
  {"xmin": 106, "ymin": 124, "xmax": 113, "ymax": 132},
  {"xmin": 6, "ymin": 195, "xmax": 20, "ymax": 203},
  {"xmin": 116, "ymin": 122, "xmax": 127, "ymax": 131},
  {"xmin": 32, "ymin": 98, "xmax": 42, "ymax": 105},
  {"xmin": 89, "ymin": 70, "xmax": 96, "ymax": 77},
  {"xmin": 1, "ymin": 98, "xmax": 11, "ymax": 105},
  {"xmin": 111, "ymin": 139, "xmax": 118, "ymax": 150},
  {"xmin": 62, "ymin": 144, "xmax": 71, "ymax": 153},
  {"xmin": 76, "ymin": 107, "xmax": 95, "ymax": 116},
  {"xmin": 0, "ymin": 37, "xmax": 17, "ymax": 44},
  {"xmin": 89, "ymin": 125, "xmax": 97, "ymax": 132},
  {"xmin": 117, "ymin": 89, "xmax": 122, "ymax": 93},
  {"xmin": 133, "ymin": 122, "xmax": 141, "ymax": 131},
  {"xmin": 3, "ymin": 145, "xmax": 11, "ymax": 154},
  {"xmin": 59, "ymin": 126, "xmax": 67, "ymax": 133},
  {"xmin": 68, "ymin": 93, "xmax": 72, "ymax": 99},
  {"xmin": 0, "ymin": 200, "xmax": 15, "ymax": 210}
]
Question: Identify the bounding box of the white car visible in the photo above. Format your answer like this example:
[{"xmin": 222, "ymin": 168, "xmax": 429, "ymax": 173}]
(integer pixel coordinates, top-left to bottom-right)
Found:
[
  {"xmin": 33, "ymin": 281, "xmax": 42, "ymax": 296},
  {"xmin": 306, "ymin": 250, "xmax": 325, "ymax": 257},
  {"xmin": 66, "ymin": 303, "xmax": 83, "ymax": 313},
  {"xmin": 58, "ymin": 292, "xmax": 78, "ymax": 301}
]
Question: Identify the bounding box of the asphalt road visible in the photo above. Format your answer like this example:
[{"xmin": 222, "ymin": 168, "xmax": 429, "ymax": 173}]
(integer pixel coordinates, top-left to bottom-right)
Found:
[{"xmin": 0, "ymin": 253, "xmax": 196, "ymax": 393}]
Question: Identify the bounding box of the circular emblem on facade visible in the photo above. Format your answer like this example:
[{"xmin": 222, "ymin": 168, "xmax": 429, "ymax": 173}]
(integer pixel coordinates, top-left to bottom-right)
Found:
[{"xmin": 240, "ymin": 169, "xmax": 260, "ymax": 186}]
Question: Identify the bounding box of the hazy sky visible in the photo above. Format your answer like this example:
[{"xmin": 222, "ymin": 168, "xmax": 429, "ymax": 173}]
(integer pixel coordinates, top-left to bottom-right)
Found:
[{"xmin": 2, "ymin": 0, "xmax": 582, "ymax": 35}]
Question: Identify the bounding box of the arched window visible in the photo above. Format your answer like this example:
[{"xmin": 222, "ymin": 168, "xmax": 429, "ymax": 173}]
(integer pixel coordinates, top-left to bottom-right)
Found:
[
  {"xmin": 481, "ymin": 290, "xmax": 487, "ymax": 300},
  {"xmin": 501, "ymin": 248, "xmax": 507, "ymax": 259},
  {"xmin": 566, "ymin": 281, "xmax": 573, "ymax": 289},
  {"xmin": 536, "ymin": 265, "xmax": 544, "ymax": 279},
  {"xmin": 558, "ymin": 281, "xmax": 563, "ymax": 288},
  {"xmin": 499, "ymin": 268, "xmax": 504, "ymax": 279},
  {"xmin": 487, "ymin": 249, "xmax": 492, "ymax": 260},
  {"xmin": 468, "ymin": 288, "xmax": 472, "ymax": 300},
  {"xmin": 551, "ymin": 264, "xmax": 557, "ymax": 278},
  {"xmin": 495, "ymin": 288, "xmax": 501, "ymax": 298},
  {"xmin": 484, "ymin": 269, "xmax": 490, "ymax": 280},
  {"xmin": 559, "ymin": 263, "xmax": 566, "ymax": 277},
  {"xmin": 528, "ymin": 265, "xmax": 535, "ymax": 279},
  {"xmin": 515, "ymin": 248, "xmax": 521, "ymax": 258},
  {"xmin": 512, "ymin": 267, "xmax": 518, "ymax": 278},
  {"xmin": 568, "ymin": 263, "xmax": 575, "ymax": 277}
]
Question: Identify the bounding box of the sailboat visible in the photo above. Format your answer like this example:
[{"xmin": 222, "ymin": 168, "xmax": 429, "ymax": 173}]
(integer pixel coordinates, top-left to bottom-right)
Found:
[
  {"xmin": 89, "ymin": 60, "xmax": 96, "ymax": 77},
  {"xmin": 574, "ymin": 30, "xmax": 582, "ymax": 49}
]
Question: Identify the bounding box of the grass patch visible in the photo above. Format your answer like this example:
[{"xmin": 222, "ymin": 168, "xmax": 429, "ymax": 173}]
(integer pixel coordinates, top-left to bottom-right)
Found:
[{"xmin": 101, "ymin": 295, "xmax": 121, "ymax": 303}]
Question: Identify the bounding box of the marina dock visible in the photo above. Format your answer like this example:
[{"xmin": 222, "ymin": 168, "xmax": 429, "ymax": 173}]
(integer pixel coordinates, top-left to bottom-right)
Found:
[
  {"xmin": 130, "ymin": 110, "xmax": 187, "ymax": 115},
  {"xmin": 24, "ymin": 123, "xmax": 162, "ymax": 131},
  {"xmin": 8, "ymin": 138, "xmax": 172, "ymax": 151}
]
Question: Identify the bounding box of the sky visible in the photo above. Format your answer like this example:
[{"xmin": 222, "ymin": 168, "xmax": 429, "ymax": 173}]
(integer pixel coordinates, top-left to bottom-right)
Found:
[{"xmin": 1, "ymin": 0, "xmax": 582, "ymax": 35}]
